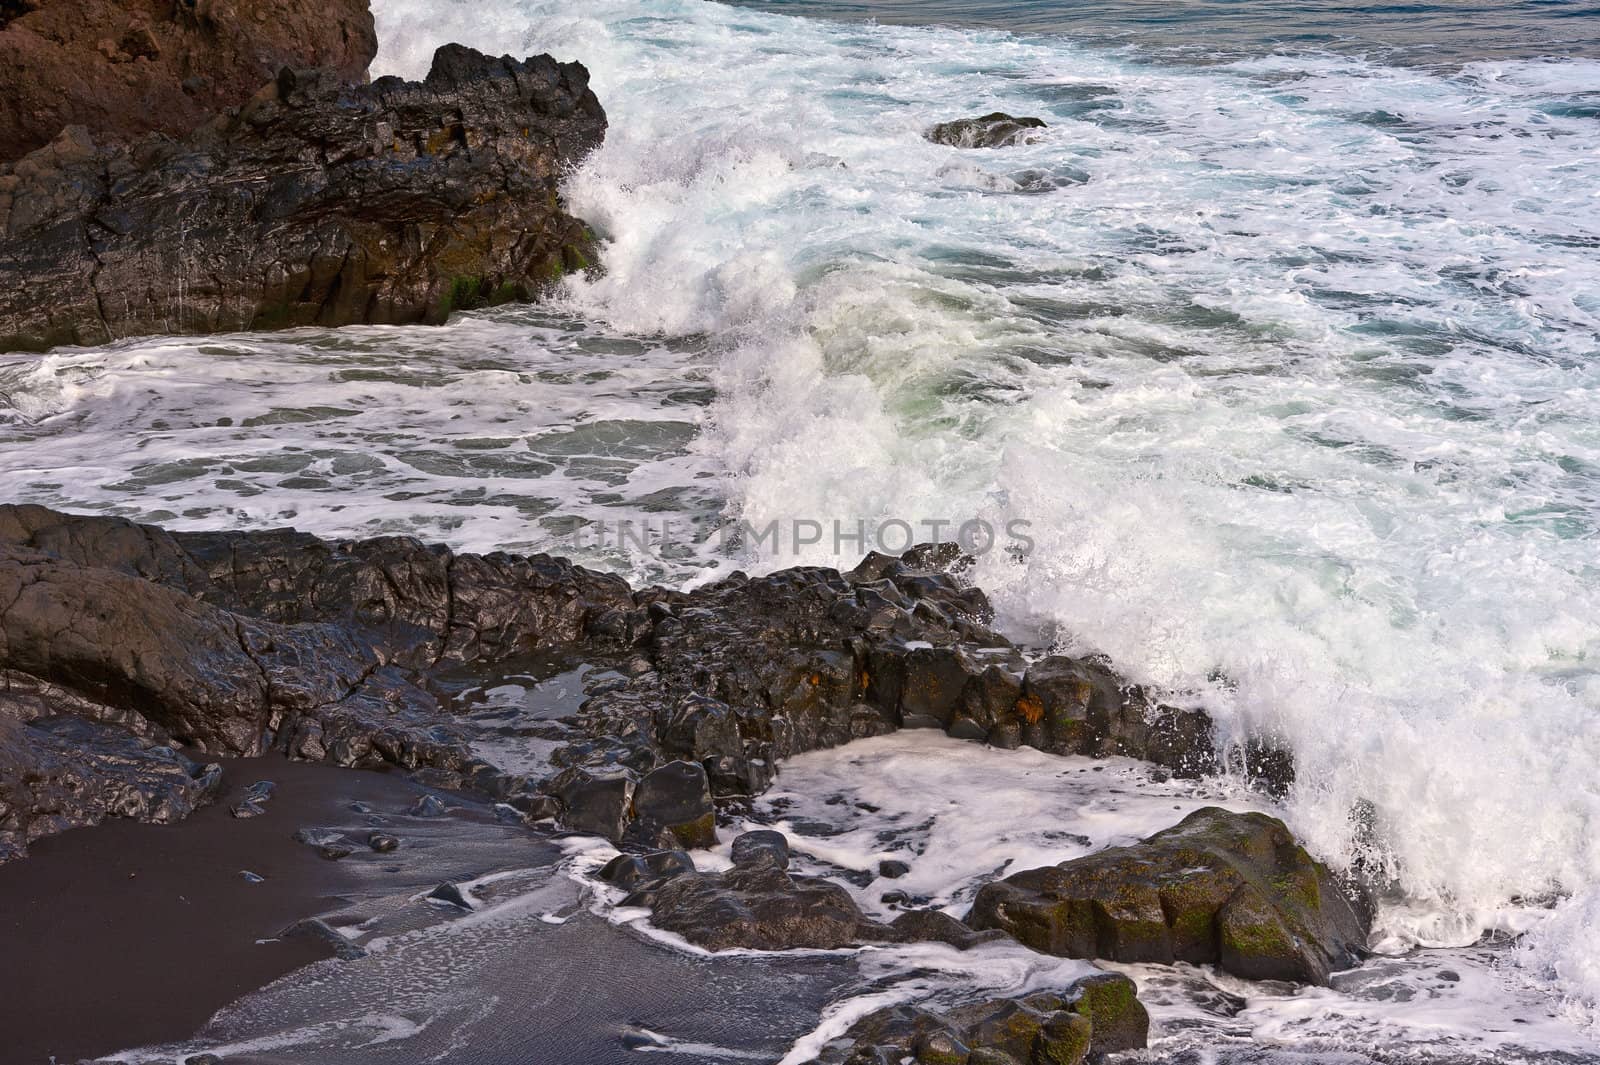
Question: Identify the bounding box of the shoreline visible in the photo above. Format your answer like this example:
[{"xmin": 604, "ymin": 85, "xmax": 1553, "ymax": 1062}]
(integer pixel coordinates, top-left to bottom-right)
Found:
[{"xmin": 0, "ymin": 759, "xmax": 512, "ymax": 1064}]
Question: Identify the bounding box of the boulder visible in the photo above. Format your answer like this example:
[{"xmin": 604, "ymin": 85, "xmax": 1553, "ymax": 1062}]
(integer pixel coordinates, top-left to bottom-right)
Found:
[
  {"xmin": 553, "ymin": 766, "xmax": 637, "ymax": 842},
  {"xmin": 805, "ymin": 972, "xmax": 1147, "ymax": 1065},
  {"xmin": 926, "ymin": 113, "xmax": 1047, "ymax": 149},
  {"xmin": 729, "ymin": 829, "xmax": 790, "ymax": 872},
  {"xmin": 641, "ymin": 863, "xmax": 880, "ymax": 951},
  {"xmin": 966, "ymin": 807, "xmax": 1369, "ymax": 985},
  {"xmin": 599, "ymin": 848, "xmax": 695, "ymax": 892},
  {"xmin": 0, "ymin": 0, "xmax": 377, "ymax": 163},
  {"xmin": 0, "ymin": 44, "xmax": 607, "ymax": 352},
  {"xmin": 632, "ymin": 760, "xmax": 717, "ymax": 849}
]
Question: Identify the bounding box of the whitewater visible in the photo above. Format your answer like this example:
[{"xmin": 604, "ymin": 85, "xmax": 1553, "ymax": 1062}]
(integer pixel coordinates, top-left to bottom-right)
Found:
[{"xmin": 4, "ymin": 0, "xmax": 1600, "ymax": 1049}]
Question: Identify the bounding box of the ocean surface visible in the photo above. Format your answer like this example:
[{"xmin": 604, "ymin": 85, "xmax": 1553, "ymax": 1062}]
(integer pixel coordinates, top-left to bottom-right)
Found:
[{"xmin": 4, "ymin": 0, "xmax": 1600, "ymax": 1058}]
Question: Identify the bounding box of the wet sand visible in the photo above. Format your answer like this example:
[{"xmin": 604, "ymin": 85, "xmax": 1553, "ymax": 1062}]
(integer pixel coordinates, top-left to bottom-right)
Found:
[{"xmin": 0, "ymin": 759, "xmax": 489, "ymax": 1064}]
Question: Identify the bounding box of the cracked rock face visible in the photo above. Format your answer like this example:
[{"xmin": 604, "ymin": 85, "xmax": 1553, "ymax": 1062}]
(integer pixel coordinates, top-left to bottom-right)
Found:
[
  {"xmin": 0, "ymin": 0, "xmax": 378, "ymax": 164},
  {"xmin": 0, "ymin": 43, "xmax": 607, "ymax": 352}
]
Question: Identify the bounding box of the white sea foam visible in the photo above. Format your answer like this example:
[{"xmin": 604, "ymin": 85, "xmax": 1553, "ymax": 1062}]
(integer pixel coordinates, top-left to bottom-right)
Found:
[
  {"xmin": 4, "ymin": 0, "xmax": 1599, "ymax": 1046},
  {"xmin": 355, "ymin": 0, "xmax": 1600, "ymax": 1021}
]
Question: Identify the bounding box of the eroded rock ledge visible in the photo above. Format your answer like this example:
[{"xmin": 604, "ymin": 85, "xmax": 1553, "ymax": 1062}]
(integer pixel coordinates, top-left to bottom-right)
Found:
[{"xmin": 0, "ymin": 43, "xmax": 606, "ymax": 352}]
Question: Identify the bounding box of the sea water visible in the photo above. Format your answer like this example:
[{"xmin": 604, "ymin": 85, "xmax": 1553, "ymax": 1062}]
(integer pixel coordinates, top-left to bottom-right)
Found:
[{"xmin": 5, "ymin": 0, "xmax": 1600, "ymax": 1055}]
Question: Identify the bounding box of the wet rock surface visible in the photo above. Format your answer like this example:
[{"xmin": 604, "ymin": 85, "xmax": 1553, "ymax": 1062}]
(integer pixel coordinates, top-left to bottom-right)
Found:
[
  {"xmin": 0, "ymin": 43, "xmax": 606, "ymax": 352},
  {"xmin": 601, "ymin": 831, "xmax": 1003, "ymax": 953},
  {"xmin": 0, "ymin": 505, "xmax": 1250, "ymax": 866},
  {"xmin": 967, "ymin": 807, "xmax": 1371, "ymax": 985},
  {"xmin": 0, "ymin": 0, "xmax": 377, "ymax": 163},
  {"xmin": 0, "ymin": 504, "xmax": 1380, "ymax": 1064},
  {"xmin": 927, "ymin": 112, "xmax": 1048, "ymax": 148},
  {"xmin": 807, "ymin": 971, "xmax": 1148, "ymax": 1065}
]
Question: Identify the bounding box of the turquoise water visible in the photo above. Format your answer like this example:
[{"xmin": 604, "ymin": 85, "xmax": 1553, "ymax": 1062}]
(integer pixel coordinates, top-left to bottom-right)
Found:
[{"xmin": 730, "ymin": 0, "xmax": 1600, "ymax": 63}]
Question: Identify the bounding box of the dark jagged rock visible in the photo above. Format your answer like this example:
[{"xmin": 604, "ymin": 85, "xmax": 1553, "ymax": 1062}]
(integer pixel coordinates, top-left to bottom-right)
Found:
[
  {"xmin": 967, "ymin": 807, "xmax": 1369, "ymax": 985},
  {"xmin": 599, "ymin": 848, "xmax": 695, "ymax": 892},
  {"xmin": 806, "ymin": 971, "xmax": 1147, "ymax": 1065},
  {"xmin": 0, "ymin": 43, "xmax": 607, "ymax": 352},
  {"xmin": 0, "ymin": 503, "xmax": 632, "ymax": 859},
  {"xmin": 0, "ymin": 0, "xmax": 377, "ymax": 163},
  {"xmin": 637, "ymin": 859, "xmax": 880, "ymax": 951},
  {"xmin": 926, "ymin": 113, "xmax": 1047, "ymax": 149},
  {"xmin": 426, "ymin": 880, "xmax": 476, "ymax": 910},
  {"xmin": 367, "ymin": 831, "xmax": 399, "ymax": 853},
  {"xmin": 632, "ymin": 759, "xmax": 717, "ymax": 849},
  {"xmin": 0, "ymin": 506, "xmax": 1272, "ymax": 872},
  {"xmin": 607, "ymin": 838, "xmax": 1000, "ymax": 955},
  {"xmin": 0, "ymin": 712, "xmax": 222, "ymax": 859}
]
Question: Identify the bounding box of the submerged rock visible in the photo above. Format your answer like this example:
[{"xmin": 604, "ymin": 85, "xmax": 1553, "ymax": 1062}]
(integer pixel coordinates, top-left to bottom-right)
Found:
[
  {"xmin": 806, "ymin": 971, "xmax": 1148, "ymax": 1064},
  {"xmin": 966, "ymin": 807, "xmax": 1370, "ymax": 985},
  {"xmin": 229, "ymin": 780, "xmax": 277, "ymax": 819},
  {"xmin": 0, "ymin": 43, "xmax": 607, "ymax": 352},
  {"xmin": 0, "ymin": 0, "xmax": 377, "ymax": 163},
  {"xmin": 278, "ymin": 916, "xmax": 366, "ymax": 960},
  {"xmin": 294, "ymin": 827, "xmax": 356, "ymax": 860},
  {"xmin": 927, "ymin": 113, "xmax": 1047, "ymax": 149}
]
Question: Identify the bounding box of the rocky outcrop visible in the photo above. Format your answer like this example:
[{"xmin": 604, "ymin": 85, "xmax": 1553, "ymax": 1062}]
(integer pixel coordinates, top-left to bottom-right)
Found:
[
  {"xmin": 0, "ymin": 502, "xmax": 632, "ymax": 858},
  {"xmin": 0, "ymin": 505, "xmax": 1271, "ymax": 865},
  {"xmin": 806, "ymin": 972, "xmax": 1148, "ymax": 1065},
  {"xmin": 0, "ymin": 0, "xmax": 377, "ymax": 163},
  {"xmin": 538, "ymin": 545, "xmax": 1235, "ymax": 841},
  {"xmin": 0, "ymin": 44, "xmax": 606, "ymax": 352},
  {"xmin": 966, "ymin": 807, "xmax": 1370, "ymax": 985},
  {"xmin": 927, "ymin": 113, "xmax": 1047, "ymax": 149}
]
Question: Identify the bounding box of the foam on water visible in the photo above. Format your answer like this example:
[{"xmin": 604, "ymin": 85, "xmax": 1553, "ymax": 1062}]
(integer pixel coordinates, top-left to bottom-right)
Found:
[
  {"xmin": 3, "ymin": 0, "xmax": 1599, "ymax": 1047},
  {"xmin": 0, "ymin": 311, "xmax": 720, "ymax": 574},
  {"xmin": 743, "ymin": 735, "xmax": 1600, "ymax": 1061},
  {"xmin": 358, "ymin": 0, "xmax": 1600, "ymax": 1023}
]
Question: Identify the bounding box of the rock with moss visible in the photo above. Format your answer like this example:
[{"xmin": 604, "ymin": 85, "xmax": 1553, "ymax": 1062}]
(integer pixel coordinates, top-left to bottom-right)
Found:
[
  {"xmin": 966, "ymin": 807, "xmax": 1369, "ymax": 985},
  {"xmin": 0, "ymin": 43, "xmax": 605, "ymax": 352},
  {"xmin": 805, "ymin": 971, "xmax": 1147, "ymax": 1064}
]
